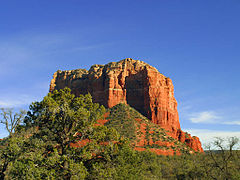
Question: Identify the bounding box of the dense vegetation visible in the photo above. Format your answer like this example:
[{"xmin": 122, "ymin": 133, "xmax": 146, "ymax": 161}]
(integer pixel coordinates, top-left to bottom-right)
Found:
[
  {"xmin": 0, "ymin": 88, "xmax": 239, "ymax": 180},
  {"xmin": 106, "ymin": 104, "xmax": 192, "ymax": 153}
]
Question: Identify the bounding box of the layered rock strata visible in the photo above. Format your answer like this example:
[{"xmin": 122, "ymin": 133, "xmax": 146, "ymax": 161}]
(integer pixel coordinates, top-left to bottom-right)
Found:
[
  {"xmin": 50, "ymin": 58, "xmax": 203, "ymax": 152},
  {"xmin": 50, "ymin": 58, "xmax": 180, "ymax": 130}
]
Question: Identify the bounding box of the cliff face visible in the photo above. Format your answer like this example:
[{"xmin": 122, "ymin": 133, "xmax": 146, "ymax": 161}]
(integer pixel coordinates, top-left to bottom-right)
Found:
[
  {"xmin": 50, "ymin": 58, "xmax": 180, "ymax": 130},
  {"xmin": 50, "ymin": 58, "xmax": 203, "ymax": 153}
]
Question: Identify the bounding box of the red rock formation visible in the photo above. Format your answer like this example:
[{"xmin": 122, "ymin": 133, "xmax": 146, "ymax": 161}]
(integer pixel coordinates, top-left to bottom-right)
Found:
[
  {"xmin": 50, "ymin": 58, "xmax": 203, "ymax": 153},
  {"xmin": 50, "ymin": 58, "xmax": 180, "ymax": 130},
  {"xmin": 167, "ymin": 129, "xmax": 203, "ymax": 152}
]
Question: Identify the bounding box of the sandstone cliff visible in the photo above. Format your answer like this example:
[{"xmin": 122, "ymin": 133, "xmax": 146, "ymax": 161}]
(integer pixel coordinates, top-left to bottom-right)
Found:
[{"xmin": 50, "ymin": 58, "xmax": 203, "ymax": 152}]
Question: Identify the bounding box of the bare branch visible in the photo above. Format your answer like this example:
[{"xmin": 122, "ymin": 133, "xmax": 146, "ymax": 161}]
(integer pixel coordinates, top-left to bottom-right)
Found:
[{"xmin": 0, "ymin": 108, "xmax": 26, "ymax": 136}]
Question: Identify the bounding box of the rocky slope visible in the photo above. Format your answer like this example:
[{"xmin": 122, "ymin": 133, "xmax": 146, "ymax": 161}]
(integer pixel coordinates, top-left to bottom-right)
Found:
[
  {"xmin": 50, "ymin": 58, "xmax": 203, "ymax": 153},
  {"xmin": 101, "ymin": 104, "xmax": 200, "ymax": 155}
]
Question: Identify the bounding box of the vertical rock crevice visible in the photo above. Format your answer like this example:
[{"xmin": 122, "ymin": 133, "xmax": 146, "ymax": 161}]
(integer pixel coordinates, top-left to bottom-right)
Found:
[
  {"xmin": 49, "ymin": 58, "xmax": 180, "ymax": 130},
  {"xmin": 49, "ymin": 58, "xmax": 203, "ymax": 152}
]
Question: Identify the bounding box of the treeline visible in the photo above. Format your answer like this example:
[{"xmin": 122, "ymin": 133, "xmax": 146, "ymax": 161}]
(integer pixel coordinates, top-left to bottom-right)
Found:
[{"xmin": 0, "ymin": 88, "xmax": 239, "ymax": 180}]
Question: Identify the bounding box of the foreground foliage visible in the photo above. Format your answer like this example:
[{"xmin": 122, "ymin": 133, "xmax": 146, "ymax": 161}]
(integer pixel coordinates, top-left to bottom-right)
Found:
[{"xmin": 0, "ymin": 88, "xmax": 239, "ymax": 180}]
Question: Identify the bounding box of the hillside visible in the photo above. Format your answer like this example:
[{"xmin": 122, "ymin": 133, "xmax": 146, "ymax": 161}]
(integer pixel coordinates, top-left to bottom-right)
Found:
[
  {"xmin": 97, "ymin": 103, "xmax": 197, "ymax": 155},
  {"xmin": 1, "ymin": 88, "xmax": 238, "ymax": 179}
]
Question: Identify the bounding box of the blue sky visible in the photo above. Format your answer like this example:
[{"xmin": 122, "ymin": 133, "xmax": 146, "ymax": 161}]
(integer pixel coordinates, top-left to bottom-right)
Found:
[{"xmin": 0, "ymin": 0, "xmax": 240, "ymax": 146}]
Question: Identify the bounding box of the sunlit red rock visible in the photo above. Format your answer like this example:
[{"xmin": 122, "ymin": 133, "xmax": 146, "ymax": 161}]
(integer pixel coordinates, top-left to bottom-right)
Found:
[{"xmin": 50, "ymin": 58, "xmax": 203, "ymax": 153}]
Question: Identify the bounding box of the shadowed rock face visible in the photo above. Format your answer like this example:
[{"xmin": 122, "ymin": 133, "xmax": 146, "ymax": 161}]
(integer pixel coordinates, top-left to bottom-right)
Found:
[
  {"xmin": 50, "ymin": 58, "xmax": 180, "ymax": 130},
  {"xmin": 50, "ymin": 58, "xmax": 203, "ymax": 152}
]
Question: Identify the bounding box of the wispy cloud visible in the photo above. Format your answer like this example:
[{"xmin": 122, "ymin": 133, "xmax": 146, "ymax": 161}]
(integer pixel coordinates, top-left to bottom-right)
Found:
[
  {"xmin": 0, "ymin": 32, "xmax": 114, "ymax": 76},
  {"xmin": 188, "ymin": 111, "xmax": 240, "ymax": 125},
  {"xmin": 0, "ymin": 79, "xmax": 50, "ymax": 109},
  {"xmin": 0, "ymin": 94, "xmax": 37, "ymax": 108},
  {"xmin": 189, "ymin": 111, "xmax": 220, "ymax": 123},
  {"xmin": 183, "ymin": 128, "xmax": 240, "ymax": 147},
  {"xmin": 223, "ymin": 121, "xmax": 240, "ymax": 125}
]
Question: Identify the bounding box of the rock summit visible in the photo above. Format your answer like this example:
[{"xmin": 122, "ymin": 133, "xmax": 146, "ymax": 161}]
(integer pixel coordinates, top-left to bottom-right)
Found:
[{"xmin": 50, "ymin": 58, "xmax": 203, "ymax": 153}]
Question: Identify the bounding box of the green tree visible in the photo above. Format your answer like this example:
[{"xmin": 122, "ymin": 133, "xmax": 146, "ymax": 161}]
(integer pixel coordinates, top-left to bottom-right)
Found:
[
  {"xmin": 6, "ymin": 88, "xmax": 120, "ymax": 179},
  {"xmin": 26, "ymin": 88, "xmax": 105, "ymax": 156},
  {"xmin": 0, "ymin": 134, "xmax": 28, "ymax": 180}
]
